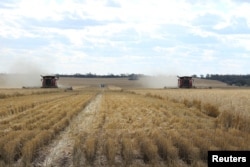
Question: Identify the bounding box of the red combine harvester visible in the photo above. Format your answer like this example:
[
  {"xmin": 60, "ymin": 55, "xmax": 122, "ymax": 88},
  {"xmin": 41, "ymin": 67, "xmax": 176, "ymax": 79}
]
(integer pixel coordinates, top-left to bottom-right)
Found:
[
  {"xmin": 41, "ymin": 75, "xmax": 59, "ymax": 88},
  {"xmin": 178, "ymin": 76, "xmax": 193, "ymax": 88}
]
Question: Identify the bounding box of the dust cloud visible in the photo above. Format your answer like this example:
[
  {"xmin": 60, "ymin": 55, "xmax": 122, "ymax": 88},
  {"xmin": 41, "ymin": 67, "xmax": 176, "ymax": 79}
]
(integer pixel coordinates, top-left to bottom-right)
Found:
[
  {"xmin": 0, "ymin": 60, "xmax": 49, "ymax": 88},
  {"xmin": 139, "ymin": 75, "xmax": 178, "ymax": 88}
]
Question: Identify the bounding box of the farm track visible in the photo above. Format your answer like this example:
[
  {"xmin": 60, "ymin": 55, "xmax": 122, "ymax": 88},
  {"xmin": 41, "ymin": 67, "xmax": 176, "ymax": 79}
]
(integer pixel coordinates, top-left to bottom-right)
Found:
[{"xmin": 33, "ymin": 94, "xmax": 102, "ymax": 167}]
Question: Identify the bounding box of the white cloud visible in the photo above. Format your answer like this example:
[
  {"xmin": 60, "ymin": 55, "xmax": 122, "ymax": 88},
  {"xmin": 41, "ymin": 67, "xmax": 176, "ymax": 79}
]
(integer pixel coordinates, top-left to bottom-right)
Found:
[
  {"xmin": 0, "ymin": 0, "xmax": 250, "ymax": 75},
  {"xmin": 201, "ymin": 50, "xmax": 216, "ymax": 61}
]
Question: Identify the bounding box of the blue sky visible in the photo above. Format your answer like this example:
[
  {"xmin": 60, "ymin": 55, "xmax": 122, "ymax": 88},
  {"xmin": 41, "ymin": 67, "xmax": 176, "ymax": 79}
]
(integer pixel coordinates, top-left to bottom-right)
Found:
[{"xmin": 0, "ymin": 0, "xmax": 250, "ymax": 75}]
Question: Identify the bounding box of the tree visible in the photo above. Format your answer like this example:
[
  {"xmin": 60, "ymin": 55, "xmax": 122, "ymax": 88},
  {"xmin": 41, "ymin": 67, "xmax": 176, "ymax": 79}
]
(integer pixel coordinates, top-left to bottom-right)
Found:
[{"xmin": 192, "ymin": 74, "xmax": 197, "ymax": 78}]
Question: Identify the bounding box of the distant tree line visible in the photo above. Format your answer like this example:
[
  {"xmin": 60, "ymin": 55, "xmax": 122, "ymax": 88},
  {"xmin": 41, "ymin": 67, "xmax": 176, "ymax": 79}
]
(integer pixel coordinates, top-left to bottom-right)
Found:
[
  {"xmin": 57, "ymin": 73, "xmax": 144, "ymax": 80},
  {"xmin": 192, "ymin": 74, "xmax": 250, "ymax": 86},
  {"xmin": 57, "ymin": 73, "xmax": 250, "ymax": 86}
]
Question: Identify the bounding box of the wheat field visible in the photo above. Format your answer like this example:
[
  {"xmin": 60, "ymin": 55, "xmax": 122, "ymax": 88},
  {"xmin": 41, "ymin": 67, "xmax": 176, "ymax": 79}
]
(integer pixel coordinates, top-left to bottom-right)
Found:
[
  {"xmin": 72, "ymin": 89, "xmax": 250, "ymax": 167},
  {"xmin": 0, "ymin": 85, "xmax": 249, "ymax": 166}
]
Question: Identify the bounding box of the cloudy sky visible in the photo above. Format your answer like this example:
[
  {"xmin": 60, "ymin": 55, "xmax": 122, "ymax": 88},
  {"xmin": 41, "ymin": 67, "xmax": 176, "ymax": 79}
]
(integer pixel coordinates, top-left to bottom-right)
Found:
[{"xmin": 0, "ymin": 0, "xmax": 250, "ymax": 75}]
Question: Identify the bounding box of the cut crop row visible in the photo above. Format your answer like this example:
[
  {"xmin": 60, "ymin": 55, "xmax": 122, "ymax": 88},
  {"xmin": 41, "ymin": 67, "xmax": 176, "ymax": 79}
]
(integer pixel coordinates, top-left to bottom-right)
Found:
[
  {"xmin": 0, "ymin": 91, "xmax": 96, "ymax": 165},
  {"xmin": 0, "ymin": 92, "xmax": 72, "ymax": 117}
]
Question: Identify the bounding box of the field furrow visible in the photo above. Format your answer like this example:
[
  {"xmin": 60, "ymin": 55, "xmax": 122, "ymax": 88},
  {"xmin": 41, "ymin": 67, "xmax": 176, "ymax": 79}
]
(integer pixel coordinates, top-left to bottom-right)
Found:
[{"xmin": 36, "ymin": 94, "xmax": 102, "ymax": 167}]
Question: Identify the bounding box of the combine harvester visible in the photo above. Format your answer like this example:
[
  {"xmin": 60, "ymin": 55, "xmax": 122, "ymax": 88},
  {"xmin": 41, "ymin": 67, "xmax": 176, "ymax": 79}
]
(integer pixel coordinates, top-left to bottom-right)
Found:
[
  {"xmin": 41, "ymin": 75, "xmax": 73, "ymax": 90},
  {"xmin": 23, "ymin": 75, "xmax": 72, "ymax": 90},
  {"xmin": 177, "ymin": 76, "xmax": 194, "ymax": 88},
  {"xmin": 41, "ymin": 75, "xmax": 59, "ymax": 88},
  {"xmin": 23, "ymin": 75, "xmax": 59, "ymax": 89}
]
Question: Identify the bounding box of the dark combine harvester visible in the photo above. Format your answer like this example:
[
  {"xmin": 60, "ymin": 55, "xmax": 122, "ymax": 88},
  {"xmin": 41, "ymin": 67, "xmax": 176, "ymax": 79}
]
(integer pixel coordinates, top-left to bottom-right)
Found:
[
  {"xmin": 41, "ymin": 75, "xmax": 59, "ymax": 88},
  {"xmin": 178, "ymin": 76, "xmax": 193, "ymax": 88}
]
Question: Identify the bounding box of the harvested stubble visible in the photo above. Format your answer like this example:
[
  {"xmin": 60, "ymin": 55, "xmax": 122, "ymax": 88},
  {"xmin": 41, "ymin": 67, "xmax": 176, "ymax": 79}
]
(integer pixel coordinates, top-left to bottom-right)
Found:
[
  {"xmin": 0, "ymin": 90, "xmax": 95, "ymax": 165},
  {"xmin": 104, "ymin": 137, "xmax": 117, "ymax": 165},
  {"xmin": 121, "ymin": 137, "xmax": 134, "ymax": 165},
  {"xmin": 1, "ymin": 87, "xmax": 249, "ymax": 166},
  {"xmin": 140, "ymin": 137, "xmax": 158, "ymax": 163},
  {"xmin": 151, "ymin": 130, "xmax": 178, "ymax": 163},
  {"xmin": 84, "ymin": 136, "xmax": 97, "ymax": 165},
  {"xmin": 0, "ymin": 93, "xmax": 70, "ymax": 117},
  {"xmin": 72, "ymin": 90, "xmax": 250, "ymax": 166}
]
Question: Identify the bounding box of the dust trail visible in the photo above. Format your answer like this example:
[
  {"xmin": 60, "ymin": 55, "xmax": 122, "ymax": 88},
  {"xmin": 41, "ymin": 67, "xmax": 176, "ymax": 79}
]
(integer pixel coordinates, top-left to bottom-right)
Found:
[
  {"xmin": 33, "ymin": 94, "xmax": 102, "ymax": 167},
  {"xmin": 0, "ymin": 60, "xmax": 49, "ymax": 88},
  {"xmin": 139, "ymin": 75, "xmax": 178, "ymax": 88}
]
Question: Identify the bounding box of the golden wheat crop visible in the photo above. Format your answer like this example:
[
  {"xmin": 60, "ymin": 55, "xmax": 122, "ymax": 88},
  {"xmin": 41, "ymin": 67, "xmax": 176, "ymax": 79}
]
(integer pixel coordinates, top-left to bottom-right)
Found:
[
  {"xmin": 133, "ymin": 89, "xmax": 250, "ymax": 132},
  {"xmin": 133, "ymin": 89, "xmax": 250, "ymax": 115}
]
